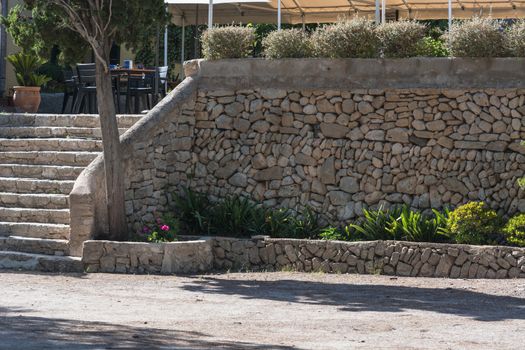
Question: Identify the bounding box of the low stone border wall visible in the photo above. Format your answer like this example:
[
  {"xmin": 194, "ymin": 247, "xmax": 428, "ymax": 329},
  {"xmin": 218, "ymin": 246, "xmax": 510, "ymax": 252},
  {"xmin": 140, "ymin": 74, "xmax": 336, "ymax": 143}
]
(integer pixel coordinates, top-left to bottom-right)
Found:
[
  {"xmin": 82, "ymin": 236, "xmax": 525, "ymax": 278},
  {"xmin": 82, "ymin": 239, "xmax": 212, "ymax": 274}
]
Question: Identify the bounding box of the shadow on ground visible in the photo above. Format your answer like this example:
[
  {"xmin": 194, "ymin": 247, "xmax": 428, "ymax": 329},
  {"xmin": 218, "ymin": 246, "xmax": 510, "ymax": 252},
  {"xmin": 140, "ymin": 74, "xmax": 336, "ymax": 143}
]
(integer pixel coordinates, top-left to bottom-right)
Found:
[
  {"xmin": 0, "ymin": 307, "xmax": 297, "ymax": 350},
  {"xmin": 181, "ymin": 277, "xmax": 525, "ymax": 322}
]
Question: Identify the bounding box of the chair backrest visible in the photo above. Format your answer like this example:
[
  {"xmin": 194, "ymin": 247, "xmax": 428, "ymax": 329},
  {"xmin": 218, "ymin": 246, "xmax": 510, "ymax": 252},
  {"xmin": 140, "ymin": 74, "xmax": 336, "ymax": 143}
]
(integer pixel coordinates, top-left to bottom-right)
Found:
[
  {"xmin": 157, "ymin": 66, "xmax": 168, "ymax": 81},
  {"xmin": 76, "ymin": 63, "xmax": 96, "ymax": 85}
]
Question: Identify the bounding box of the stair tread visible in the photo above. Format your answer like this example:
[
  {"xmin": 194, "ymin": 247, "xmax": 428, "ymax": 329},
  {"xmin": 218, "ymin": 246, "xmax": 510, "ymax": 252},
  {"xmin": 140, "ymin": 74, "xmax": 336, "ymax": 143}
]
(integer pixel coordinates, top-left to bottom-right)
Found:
[
  {"xmin": 0, "ymin": 221, "xmax": 70, "ymax": 240},
  {"xmin": 0, "ymin": 250, "xmax": 82, "ymax": 272},
  {"xmin": 0, "ymin": 236, "xmax": 69, "ymax": 255}
]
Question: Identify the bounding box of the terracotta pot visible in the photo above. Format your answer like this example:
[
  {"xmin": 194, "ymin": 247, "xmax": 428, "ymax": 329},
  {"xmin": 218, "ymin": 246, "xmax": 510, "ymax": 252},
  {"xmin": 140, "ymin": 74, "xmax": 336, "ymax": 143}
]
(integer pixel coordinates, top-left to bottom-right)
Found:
[{"xmin": 13, "ymin": 86, "xmax": 41, "ymax": 113}]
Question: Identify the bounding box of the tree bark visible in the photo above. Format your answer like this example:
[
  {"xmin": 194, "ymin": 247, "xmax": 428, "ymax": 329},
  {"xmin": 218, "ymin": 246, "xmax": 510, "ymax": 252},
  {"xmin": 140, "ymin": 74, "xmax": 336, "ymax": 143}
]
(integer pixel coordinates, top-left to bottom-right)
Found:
[{"xmin": 94, "ymin": 45, "xmax": 128, "ymax": 241}]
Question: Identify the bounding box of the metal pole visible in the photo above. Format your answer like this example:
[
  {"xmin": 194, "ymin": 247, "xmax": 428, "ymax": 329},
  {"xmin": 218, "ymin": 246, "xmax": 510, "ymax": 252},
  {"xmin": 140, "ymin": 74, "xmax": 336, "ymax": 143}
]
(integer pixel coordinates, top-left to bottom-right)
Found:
[
  {"xmin": 448, "ymin": 0, "xmax": 452, "ymax": 31},
  {"xmin": 381, "ymin": 0, "xmax": 386, "ymax": 23},
  {"xmin": 208, "ymin": 0, "xmax": 213, "ymax": 29},
  {"xmin": 375, "ymin": 0, "xmax": 380, "ymax": 24},
  {"xmin": 181, "ymin": 17, "xmax": 186, "ymax": 79},
  {"xmin": 278, "ymin": 0, "xmax": 282, "ymax": 30},
  {"xmin": 302, "ymin": 14, "xmax": 305, "ymax": 31},
  {"xmin": 164, "ymin": 26, "xmax": 168, "ymax": 67}
]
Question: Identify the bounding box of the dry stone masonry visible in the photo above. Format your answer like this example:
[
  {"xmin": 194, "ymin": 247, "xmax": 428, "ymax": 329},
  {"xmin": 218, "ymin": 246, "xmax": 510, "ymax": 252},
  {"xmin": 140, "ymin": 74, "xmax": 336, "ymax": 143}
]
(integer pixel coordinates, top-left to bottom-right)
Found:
[
  {"xmin": 125, "ymin": 87, "xmax": 525, "ymax": 230},
  {"xmin": 82, "ymin": 237, "xmax": 525, "ymax": 278}
]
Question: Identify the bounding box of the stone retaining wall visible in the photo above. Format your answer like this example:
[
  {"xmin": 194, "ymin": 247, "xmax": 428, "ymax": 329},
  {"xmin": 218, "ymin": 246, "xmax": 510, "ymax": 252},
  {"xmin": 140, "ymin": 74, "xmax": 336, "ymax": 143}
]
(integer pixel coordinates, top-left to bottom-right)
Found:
[
  {"xmin": 71, "ymin": 58, "xmax": 525, "ymax": 254},
  {"xmin": 82, "ymin": 238, "xmax": 212, "ymax": 274},
  {"xmin": 82, "ymin": 237, "xmax": 525, "ymax": 279}
]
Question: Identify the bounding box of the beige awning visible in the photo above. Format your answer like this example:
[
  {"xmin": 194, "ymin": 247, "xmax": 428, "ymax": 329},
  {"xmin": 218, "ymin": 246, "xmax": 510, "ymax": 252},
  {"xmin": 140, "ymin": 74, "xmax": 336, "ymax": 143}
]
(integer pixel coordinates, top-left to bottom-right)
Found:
[{"xmin": 168, "ymin": 0, "xmax": 525, "ymax": 25}]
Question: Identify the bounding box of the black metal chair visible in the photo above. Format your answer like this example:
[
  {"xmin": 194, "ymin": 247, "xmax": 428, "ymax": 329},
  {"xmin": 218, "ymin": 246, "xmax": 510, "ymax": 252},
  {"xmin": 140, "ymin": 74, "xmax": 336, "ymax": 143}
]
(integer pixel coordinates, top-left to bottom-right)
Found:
[
  {"xmin": 73, "ymin": 63, "xmax": 97, "ymax": 114},
  {"xmin": 157, "ymin": 66, "xmax": 169, "ymax": 98},
  {"xmin": 61, "ymin": 70, "xmax": 78, "ymax": 114},
  {"xmin": 125, "ymin": 73, "xmax": 153, "ymax": 114}
]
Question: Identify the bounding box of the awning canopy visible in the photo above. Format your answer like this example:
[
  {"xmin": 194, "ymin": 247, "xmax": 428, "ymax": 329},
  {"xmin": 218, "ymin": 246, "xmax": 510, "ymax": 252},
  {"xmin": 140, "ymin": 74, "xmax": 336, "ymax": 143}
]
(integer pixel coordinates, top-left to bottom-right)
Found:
[{"xmin": 167, "ymin": 0, "xmax": 525, "ymax": 25}]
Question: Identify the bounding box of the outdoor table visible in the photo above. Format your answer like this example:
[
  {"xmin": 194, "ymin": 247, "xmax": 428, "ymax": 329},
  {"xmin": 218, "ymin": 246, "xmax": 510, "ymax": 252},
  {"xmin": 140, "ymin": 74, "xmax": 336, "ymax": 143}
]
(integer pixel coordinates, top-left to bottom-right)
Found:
[{"xmin": 111, "ymin": 67, "xmax": 160, "ymax": 109}]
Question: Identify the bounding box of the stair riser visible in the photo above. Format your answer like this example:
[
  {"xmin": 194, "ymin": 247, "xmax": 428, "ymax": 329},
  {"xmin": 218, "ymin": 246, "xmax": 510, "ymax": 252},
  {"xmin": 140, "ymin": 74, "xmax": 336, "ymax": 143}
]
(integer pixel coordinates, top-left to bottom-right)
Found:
[
  {"xmin": 0, "ymin": 237, "xmax": 69, "ymax": 256},
  {"xmin": 0, "ymin": 115, "xmax": 140, "ymax": 129},
  {"xmin": 0, "ymin": 139, "xmax": 103, "ymax": 152},
  {"xmin": 0, "ymin": 179, "xmax": 74, "ymax": 195},
  {"xmin": 0, "ymin": 208, "xmax": 70, "ymax": 225},
  {"xmin": 0, "ymin": 165, "xmax": 84, "ymax": 180},
  {"xmin": 0, "ymin": 152, "xmax": 98, "ymax": 167},
  {"xmin": 0, "ymin": 194, "xmax": 69, "ymax": 209},
  {"xmin": 0, "ymin": 223, "xmax": 69, "ymax": 240}
]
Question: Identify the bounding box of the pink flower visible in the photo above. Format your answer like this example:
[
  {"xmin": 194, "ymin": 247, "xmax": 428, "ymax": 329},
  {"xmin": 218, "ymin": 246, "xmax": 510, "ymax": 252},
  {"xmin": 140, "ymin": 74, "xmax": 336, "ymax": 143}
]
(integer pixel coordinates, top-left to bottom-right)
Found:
[
  {"xmin": 142, "ymin": 226, "xmax": 150, "ymax": 233},
  {"xmin": 160, "ymin": 225, "xmax": 170, "ymax": 231}
]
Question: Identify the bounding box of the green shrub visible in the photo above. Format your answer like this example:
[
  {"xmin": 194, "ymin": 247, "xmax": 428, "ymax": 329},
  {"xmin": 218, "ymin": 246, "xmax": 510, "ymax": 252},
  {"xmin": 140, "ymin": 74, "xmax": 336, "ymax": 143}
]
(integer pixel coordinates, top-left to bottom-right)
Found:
[
  {"xmin": 377, "ymin": 20, "xmax": 426, "ymax": 58},
  {"xmin": 502, "ymin": 214, "xmax": 525, "ymax": 247},
  {"xmin": 310, "ymin": 19, "xmax": 380, "ymax": 58},
  {"xmin": 201, "ymin": 26, "xmax": 255, "ymax": 60},
  {"xmin": 389, "ymin": 207, "xmax": 449, "ymax": 242},
  {"xmin": 445, "ymin": 18, "xmax": 507, "ymax": 57},
  {"xmin": 417, "ymin": 37, "xmax": 449, "ymax": 57},
  {"xmin": 350, "ymin": 205, "xmax": 404, "ymax": 240},
  {"xmin": 319, "ymin": 227, "xmax": 345, "ymax": 241},
  {"xmin": 506, "ymin": 20, "xmax": 525, "ymax": 57},
  {"xmin": 174, "ymin": 187, "xmax": 211, "ymax": 235},
  {"xmin": 263, "ymin": 28, "xmax": 311, "ymax": 58},
  {"xmin": 447, "ymin": 202, "xmax": 502, "ymax": 245},
  {"xmin": 209, "ymin": 195, "xmax": 264, "ymax": 237}
]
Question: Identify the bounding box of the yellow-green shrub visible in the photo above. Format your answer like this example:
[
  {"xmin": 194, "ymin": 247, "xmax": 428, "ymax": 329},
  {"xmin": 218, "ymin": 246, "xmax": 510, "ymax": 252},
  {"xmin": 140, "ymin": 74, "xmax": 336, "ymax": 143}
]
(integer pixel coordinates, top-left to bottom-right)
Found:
[
  {"xmin": 446, "ymin": 202, "xmax": 502, "ymax": 245},
  {"xmin": 503, "ymin": 214, "xmax": 525, "ymax": 247},
  {"xmin": 201, "ymin": 26, "xmax": 255, "ymax": 60},
  {"xmin": 263, "ymin": 28, "xmax": 312, "ymax": 59}
]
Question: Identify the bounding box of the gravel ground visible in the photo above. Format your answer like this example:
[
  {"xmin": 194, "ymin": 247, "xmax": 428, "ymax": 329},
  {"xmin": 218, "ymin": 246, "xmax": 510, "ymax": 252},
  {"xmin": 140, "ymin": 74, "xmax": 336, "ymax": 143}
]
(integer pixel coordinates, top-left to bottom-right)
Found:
[{"xmin": 0, "ymin": 271, "xmax": 524, "ymax": 349}]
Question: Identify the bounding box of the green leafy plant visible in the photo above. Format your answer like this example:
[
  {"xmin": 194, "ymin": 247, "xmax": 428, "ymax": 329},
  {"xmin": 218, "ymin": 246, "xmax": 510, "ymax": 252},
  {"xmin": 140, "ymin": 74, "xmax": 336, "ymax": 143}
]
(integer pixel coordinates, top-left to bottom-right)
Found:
[
  {"xmin": 445, "ymin": 17, "xmax": 507, "ymax": 57},
  {"xmin": 140, "ymin": 212, "xmax": 179, "ymax": 243},
  {"xmin": 389, "ymin": 206, "xmax": 450, "ymax": 242},
  {"xmin": 310, "ymin": 19, "xmax": 380, "ymax": 58},
  {"xmin": 174, "ymin": 187, "xmax": 211, "ymax": 235},
  {"xmin": 417, "ymin": 37, "xmax": 449, "ymax": 57},
  {"xmin": 350, "ymin": 205, "xmax": 404, "ymax": 241},
  {"xmin": 377, "ymin": 20, "xmax": 426, "ymax": 58},
  {"xmin": 201, "ymin": 25, "xmax": 255, "ymax": 60},
  {"xmin": 209, "ymin": 195, "xmax": 264, "ymax": 237},
  {"xmin": 319, "ymin": 227, "xmax": 346, "ymax": 241},
  {"xmin": 264, "ymin": 208, "xmax": 296, "ymax": 238},
  {"xmin": 289, "ymin": 206, "xmax": 323, "ymax": 239},
  {"xmin": 446, "ymin": 202, "xmax": 503, "ymax": 245},
  {"xmin": 506, "ymin": 20, "xmax": 525, "ymax": 57},
  {"xmin": 263, "ymin": 28, "xmax": 312, "ymax": 59},
  {"xmin": 6, "ymin": 52, "xmax": 51, "ymax": 87},
  {"xmin": 502, "ymin": 214, "xmax": 525, "ymax": 247}
]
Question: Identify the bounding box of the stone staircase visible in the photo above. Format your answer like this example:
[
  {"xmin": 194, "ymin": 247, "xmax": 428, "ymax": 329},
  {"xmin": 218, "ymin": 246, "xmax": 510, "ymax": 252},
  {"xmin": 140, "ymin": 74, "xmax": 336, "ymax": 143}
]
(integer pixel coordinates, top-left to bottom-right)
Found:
[{"xmin": 0, "ymin": 114, "xmax": 140, "ymax": 272}]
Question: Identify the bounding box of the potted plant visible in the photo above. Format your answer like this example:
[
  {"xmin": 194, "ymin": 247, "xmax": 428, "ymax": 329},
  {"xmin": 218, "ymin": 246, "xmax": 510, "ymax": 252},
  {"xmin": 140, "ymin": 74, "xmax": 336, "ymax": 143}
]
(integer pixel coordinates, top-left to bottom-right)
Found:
[{"xmin": 6, "ymin": 52, "xmax": 50, "ymax": 113}]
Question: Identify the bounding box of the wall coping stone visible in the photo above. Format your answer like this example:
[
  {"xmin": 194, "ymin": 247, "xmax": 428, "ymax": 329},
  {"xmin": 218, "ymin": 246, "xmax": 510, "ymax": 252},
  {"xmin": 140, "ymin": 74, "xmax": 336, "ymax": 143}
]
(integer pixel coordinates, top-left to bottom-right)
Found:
[{"xmin": 184, "ymin": 58, "xmax": 525, "ymax": 90}]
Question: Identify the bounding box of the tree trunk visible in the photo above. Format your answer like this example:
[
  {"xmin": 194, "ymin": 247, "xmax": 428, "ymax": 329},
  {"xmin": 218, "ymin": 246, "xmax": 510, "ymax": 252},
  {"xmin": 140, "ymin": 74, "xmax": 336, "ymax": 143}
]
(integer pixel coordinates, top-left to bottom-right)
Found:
[{"xmin": 94, "ymin": 49, "xmax": 128, "ymax": 241}]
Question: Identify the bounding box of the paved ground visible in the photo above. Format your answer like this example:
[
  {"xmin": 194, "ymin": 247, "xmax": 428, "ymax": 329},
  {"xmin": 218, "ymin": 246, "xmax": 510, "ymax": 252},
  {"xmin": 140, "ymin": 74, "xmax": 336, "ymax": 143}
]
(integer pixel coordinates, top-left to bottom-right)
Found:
[{"xmin": 0, "ymin": 271, "xmax": 524, "ymax": 350}]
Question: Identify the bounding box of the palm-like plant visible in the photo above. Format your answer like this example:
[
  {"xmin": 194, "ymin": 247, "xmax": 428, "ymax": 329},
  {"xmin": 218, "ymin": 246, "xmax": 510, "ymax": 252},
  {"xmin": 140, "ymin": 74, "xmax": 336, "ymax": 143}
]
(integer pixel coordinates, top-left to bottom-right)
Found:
[{"xmin": 6, "ymin": 52, "xmax": 50, "ymax": 87}]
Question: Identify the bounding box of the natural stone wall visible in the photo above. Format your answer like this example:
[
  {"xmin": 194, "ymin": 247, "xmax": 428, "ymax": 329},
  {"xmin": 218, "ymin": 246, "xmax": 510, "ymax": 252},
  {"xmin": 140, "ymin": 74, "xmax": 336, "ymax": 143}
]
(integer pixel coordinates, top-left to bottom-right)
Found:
[
  {"xmin": 82, "ymin": 238, "xmax": 213, "ymax": 274},
  {"xmin": 159, "ymin": 87, "xmax": 525, "ymax": 226},
  {"xmin": 211, "ymin": 237, "xmax": 525, "ymax": 279},
  {"xmin": 81, "ymin": 237, "xmax": 525, "ymax": 278},
  {"xmin": 71, "ymin": 58, "xmax": 525, "ymax": 253}
]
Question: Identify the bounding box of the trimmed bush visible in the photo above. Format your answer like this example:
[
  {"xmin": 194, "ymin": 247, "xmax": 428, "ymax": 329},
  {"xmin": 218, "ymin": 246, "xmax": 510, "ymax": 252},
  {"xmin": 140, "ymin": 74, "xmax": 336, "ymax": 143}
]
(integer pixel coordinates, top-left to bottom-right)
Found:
[
  {"xmin": 445, "ymin": 18, "xmax": 507, "ymax": 57},
  {"xmin": 503, "ymin": 214, "xmax": 525, "ymax": 247},
  {"xmin": 446, "ymin": 202, "xmax": 502, "ymax": 245},
  {"xmin": 506, "ymin": 20, "xmax": 525, "ymax": 57},
  {"xmin": 377, "ymin": 20, "xmax": 426, "ymax": 58},
  {"xmin": 311, "ymin": 19, "xmax": 380, "ymax": 58},
  {"xmin": 263, "ymin": 28, "xmax": 311, "ymax": 58},
  {"xmin": 417, "ymin": 37, "xmax": 449, "ymax": 57},
  {"xmin": 201, "ymin": 26, "xmax": 255, "ymax": 60}
]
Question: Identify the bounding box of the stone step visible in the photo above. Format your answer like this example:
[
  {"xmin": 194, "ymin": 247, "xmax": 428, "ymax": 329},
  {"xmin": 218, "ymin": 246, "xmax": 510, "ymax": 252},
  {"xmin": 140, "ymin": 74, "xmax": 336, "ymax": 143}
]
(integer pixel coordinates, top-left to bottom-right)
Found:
[
  {"xmin": 0, "ymin": 138, "xmax": 103, "ymax": 152},
  {"xmin": 0, "ymin": 151, "xmax": 98, "ymax": 167},
  {"xmin": 0, "ymin": 164, "xmax": 84, "ymax": 180},
  {"xmin": 0, "ymin": 177, "xmax": 74, "ymax": 194},
  {"xmin": 0, "ymin": 250, "xmax": 82, "ymax": 273},
  {"xmin": 0, "ymin": 236, "xmax": 69, "ymax": 256},
  {"xmin": 0, "ymin": 114, "xmax": 141, "ymax": 129},
  {"xmin": 0, "ymin": 207, "xmax": 70, "ymax": 225},
  {"xmin": 0, "ymin": 126, "xmax": 128, "ymax": 139},
  {"xmin": 0, "ymin": 222, "xmax": 69, "ymax": 240},
  {"xmin": 0, "ymin": 193, "xmax": 69, "ymax": 209}
]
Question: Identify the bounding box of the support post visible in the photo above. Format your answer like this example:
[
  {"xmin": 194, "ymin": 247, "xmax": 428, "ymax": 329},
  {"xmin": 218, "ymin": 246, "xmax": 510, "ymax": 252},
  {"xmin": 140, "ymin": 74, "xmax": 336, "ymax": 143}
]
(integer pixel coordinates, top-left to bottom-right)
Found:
[
  {"xmin": 448, "ymin": 0, "xmax": 452, "ymax": 31},
  {"xmin": 278, "ymin": 0, "xmax": 282, "ymax": 30},
  {"xmin": 181, "ymin": 18, "xmax": 186, "ymax": 79},
  {"xmin": 208, "ymin": 0, "xmax": 213, "ymax": 29},
  {"xmin": 375, "ymin": 0, "xmax": 380, "ymax": 24},
  {"xmin": 164, "ymin": 26, "xmax": 168, "ymax": 67},
  {"xmin": 381, "ymin": 0, "xmax": 386, "ymax": 23}
]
